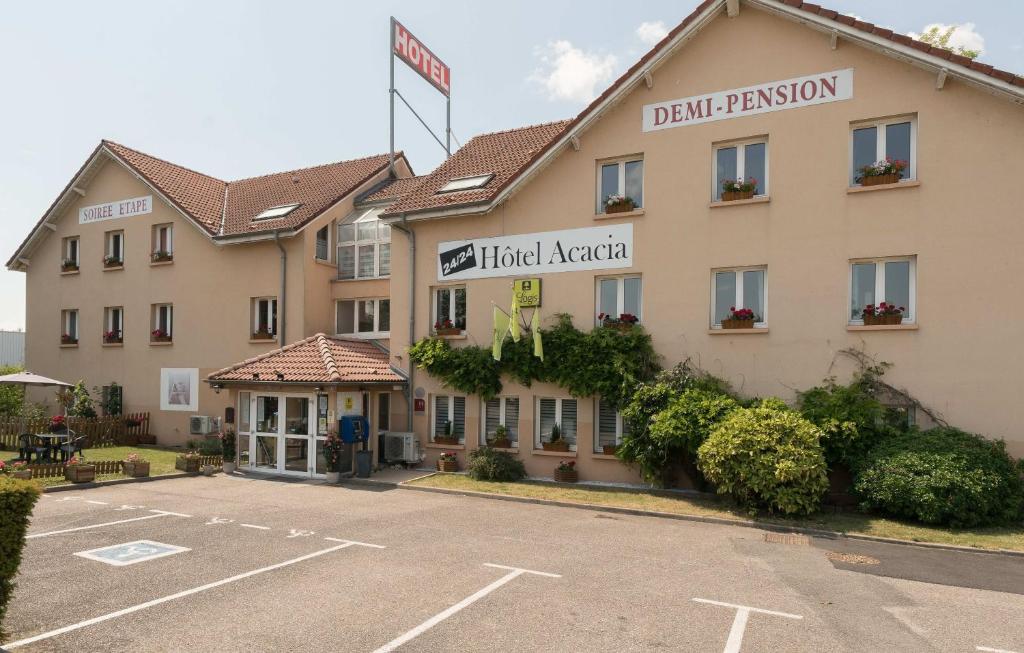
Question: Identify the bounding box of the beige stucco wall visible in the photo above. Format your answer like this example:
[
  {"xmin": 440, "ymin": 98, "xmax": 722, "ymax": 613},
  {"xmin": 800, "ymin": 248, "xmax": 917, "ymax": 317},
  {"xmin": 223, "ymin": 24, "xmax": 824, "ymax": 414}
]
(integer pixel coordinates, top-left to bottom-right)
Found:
[{"xmin": 389, "ymin": 6, "xmax": 1024, "ymax": 482}]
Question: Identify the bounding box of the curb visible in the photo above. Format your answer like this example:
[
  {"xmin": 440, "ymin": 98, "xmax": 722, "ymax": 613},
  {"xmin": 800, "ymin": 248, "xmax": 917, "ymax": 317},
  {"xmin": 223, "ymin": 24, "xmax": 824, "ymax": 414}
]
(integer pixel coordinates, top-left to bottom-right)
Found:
[
  {"xmin": 396, "ymin": 480, "xmax": 1024, "ymax": 559},
  {"xmin": 42, "ymin": 472, "xmax": 200, "ymax": 493}
]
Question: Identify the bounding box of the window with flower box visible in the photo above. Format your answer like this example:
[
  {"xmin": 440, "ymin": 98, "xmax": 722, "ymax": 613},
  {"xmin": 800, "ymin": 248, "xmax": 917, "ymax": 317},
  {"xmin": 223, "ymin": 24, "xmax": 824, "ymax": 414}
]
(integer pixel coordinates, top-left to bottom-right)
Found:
[
  {"xmin": 596, "ymin": 275, "xmax": 642, "ymax": 327},
  {"xmin": 337, "ymin": 208, "xmax": 390, "ymax": 279},
  {"xmin": 251, "ymin": 297, "xmax": 278, "ymax": 339},
  {"xmin": 61, "ymin": 236, "xmax": 79, "ymax": 272},
  {"xmin": 103, "ymin": 307, "xmax": 123, "ymax": 343},
  {"xmin": 151, "ymin": 304, "xmax": 173, "ymax": 342},
  {"xmin": 850, "ymin": 116, "xmax": 916, "ymax": 186},
  {"xmin": 433, "ymin": 286, "xmax": 466, "ymax": 334},
  {"xmin": 482, "ymin": 396, "xmax": 519, "ymax": 448},
  {"xmin": 711, "ymin": 266, "xmax": 767, "ymax": 328},
  {"xmin": 713, "ymin": 138, "xmax": 768, "ymax": 201},
  {"xmin": 61, "ymin": 309, "xmax": 79, "ymax": 344},
  {"xmin": 597, "ymin": 156, "xmax": 643, "ymax": 213},
  {"xmin": 104, "ymin": 230, "xmax": 124, "ymax": 267},
  {"xmin": 595, "ymin": 399, "xmax": 630, "ymax": 454},
  {"xmin": 151, "ymin": 224, "xmax": 173, "ymax": 262},
  {"xmin": 335, "ymin": 298, "xmax": 390, "ymax": 338},
  {"xmin": 849, "ymin": 257, "xmax": 915, "ymax": 325},
  {"xmin": 536, "ymin": 397, "xmax": 577, "ymax": 451},
  {"xmin": 432, "ymin": 395, "xmax": 466, "ymax": 444}
]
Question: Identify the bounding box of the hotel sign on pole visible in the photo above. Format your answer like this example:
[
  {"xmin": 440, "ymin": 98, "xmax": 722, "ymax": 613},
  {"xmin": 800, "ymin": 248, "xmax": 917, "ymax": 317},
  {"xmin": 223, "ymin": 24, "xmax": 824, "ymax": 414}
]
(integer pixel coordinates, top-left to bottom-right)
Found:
[
  {"xmin": 392, "ymin": 18, "xmax": 450, "ymax": 97},
  {"xmin": 642, "ymin": 69, "xmax": 853, "ymax": 132}
]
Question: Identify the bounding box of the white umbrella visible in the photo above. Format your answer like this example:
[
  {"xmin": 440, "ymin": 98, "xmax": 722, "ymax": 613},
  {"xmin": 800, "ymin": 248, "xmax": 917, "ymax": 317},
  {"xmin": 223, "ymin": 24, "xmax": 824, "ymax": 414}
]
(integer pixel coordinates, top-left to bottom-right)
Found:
[{"xmin": 0, "ymin": 372, "xmax": 73, "ymax": 460}]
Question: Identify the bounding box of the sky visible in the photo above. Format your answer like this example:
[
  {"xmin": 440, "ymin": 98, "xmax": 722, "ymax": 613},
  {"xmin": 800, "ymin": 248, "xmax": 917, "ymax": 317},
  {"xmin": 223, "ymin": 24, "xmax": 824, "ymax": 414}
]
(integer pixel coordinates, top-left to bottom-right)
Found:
[{"xmin": 1, "ymin": 0, "xmax": 1021, "ymax": 331}]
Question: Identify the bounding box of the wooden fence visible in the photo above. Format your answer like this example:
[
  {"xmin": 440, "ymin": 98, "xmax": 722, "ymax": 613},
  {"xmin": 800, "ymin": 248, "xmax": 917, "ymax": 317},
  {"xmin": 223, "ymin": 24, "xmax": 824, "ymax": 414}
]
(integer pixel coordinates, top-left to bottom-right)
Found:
[
  {"xmin": 0, "ymin": 412, "xmax": 150, "ymax": 450},
  {"xmin": 23, "ymin": 460, "xmax": 125, "ymax": 479}
]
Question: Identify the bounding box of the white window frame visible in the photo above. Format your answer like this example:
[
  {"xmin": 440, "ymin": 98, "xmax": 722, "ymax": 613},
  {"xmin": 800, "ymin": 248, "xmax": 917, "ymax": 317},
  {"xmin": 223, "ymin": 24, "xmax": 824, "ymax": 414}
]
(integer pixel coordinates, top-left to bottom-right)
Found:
[
  {"xmin": 153, "ymin": 303, "xmax": 173, "ymax": 338},
  {"xmin": 433, "ymin": 285, "xmax": 467, "ymax": 333},
  {"xmin": 315, "ymin": 224, "xmax": 331, "ymax": 262},
  {"xmin": 595, "ymin": 275, "xmax": 642, "ymax": 326},
  {"xmin": 62, "ymin": 309, "xmax": 79, "ymax": 340},
  {"xmin": 252, "ymin": 297, "xmax": 278, "ymax": 336},
  {"xmin": 849, "ymin": 116, "xmax": 917, "ymax": 186},
  {"xmin": 152, "ymin": 224, "xmax": 173, "ymax": 255},
  {"xmin": 105, "ymin": 306, "xmax": 124, "ymax": 337},
  {"xmin": 64, "ymin": 236, "xmax": 79, "ymax": 266},
  {"xmin": 335, "ymin": 298, "xmax": 390, "ymax": 338},
  {"xmin": 437, "ymin": 174, "xmax": 494, "ymax": 193},
  {"xmin": 431, "ymin": 395, "xmax": 466, "ymax": 444},
  {"xmin": 254, "ymin": 203, "xmax": 300, "ymax": 221},
  {"xmin": 848, "ymin": 256, "xmax": 917, "ymax": 324},
  {"xmin": 337, "ymin": 208, "xmax": 391, "ymax": 280},
  {"xmin": 710, "ymin": 266, "xmax": 768, "ymax": 328},
  {"xmin": 106, "ymin": 230, "xmax": 124, "ymax": 262},
  {"xmin": 712, "ymin": 137, "xmax": 769, "ymax": 200},
  {"xmin": 480, "ymin": 396, "xmax": 519, "ymax": 447},
  {"xmin": 595, "ymin": 398, "xmax": 629, "ymax": 453},
  {"xmin": 596, "ymin": 156, "xmax": 644, "ymax": 212},
  {"xmin": 534, "ymin": 397, "xmax": 578, "ymax": 451}
]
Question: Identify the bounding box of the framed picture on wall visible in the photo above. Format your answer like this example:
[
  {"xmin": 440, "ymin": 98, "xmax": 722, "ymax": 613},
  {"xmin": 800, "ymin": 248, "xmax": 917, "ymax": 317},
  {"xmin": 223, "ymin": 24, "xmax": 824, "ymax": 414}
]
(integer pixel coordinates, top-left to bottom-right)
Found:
[{"xmin": 160, "ymin": 368, "xmax": 199, "ymax": 412}]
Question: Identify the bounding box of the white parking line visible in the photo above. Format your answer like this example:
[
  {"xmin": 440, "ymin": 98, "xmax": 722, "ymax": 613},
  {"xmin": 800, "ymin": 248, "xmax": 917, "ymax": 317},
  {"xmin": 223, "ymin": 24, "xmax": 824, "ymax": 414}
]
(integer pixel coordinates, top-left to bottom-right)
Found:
[
  {"xmin": 240, "ymin": 523, "xmax": 271, "ymax": 530},
  {"xmin": 978, "ymin": 646, "xmax": 1020, "ymax": 653},
  {"xmin": 25, "ymin": 510, "xmax": 189, "ymax": 540},
  {"xmin": 4, "ymin": 540, "xmax": 380, "ymax": 649},
  {"xmin": 692, "ymin": 598, "xmax": 803, "ymax": 653},
  {"xmin": 324, "ymin": 537, "xmax": 386, "ymax": 549},
  {"xmin": 85, "ymin": 500, "xmax": 108, "ymax": 505},
  {"xmin": 369, "ymin": 563, "xmax": 560, "ymax": 653}
]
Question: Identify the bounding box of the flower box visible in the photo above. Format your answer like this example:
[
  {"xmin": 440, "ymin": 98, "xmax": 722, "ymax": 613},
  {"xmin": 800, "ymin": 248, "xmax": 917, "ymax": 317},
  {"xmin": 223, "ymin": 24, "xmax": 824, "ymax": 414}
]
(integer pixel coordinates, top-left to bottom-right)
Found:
[
  {"xmin": 721, "ymin": 190, "xmax": 755, "ymax": 201},
  {"xmin": 103, "ymin": 259, "xmax": 123, "ymax": 268},
  {"xmin": 602, "ymin": 445, "xmax": 619, "ymax": 455},
  {"xmin": 250, "ymin": 331, "xmax": 275, "ymax": 340},
  {"xmin": 489, "ymin": 438, "xmax": 512, "ymax": 449},
  {"xmin": 175, "ymin": 455, "xmax": 200, "ymax": 473},
  {"xmin": 542, "ymin": 441, "xmax": 570, "ymax": 452},
  {"xmin": 151, "ymin": 335, "xmax": 173, "ymax": 343},
  {"xmin": 434, "ymin": 328, "xmax": 462, "ymax": 336},
  {"xmin": 104, "ymin": 336, "xmax": 123, "ymax": 344},
  {"xmin": 65, "ymin": 464, "xmax": 96, "ymax": 483},
  {"xmin": 863, "ymin": 313, "xmax": 903, "ymax": 326},
  {"xmin": 860, "ymin": 173, "xmax": 900, "ymax": 187},
  {"xmin": 554, "ymin": 467, "xmax": 578, "ymax": 483},
  {"xmin": 12, "ymin": 469, "xmax": 32, "ymax": 480},
  {"xmin": 721, "ymin": 319, "xmax": 755, "ymax": 329},
  {"xmin": 122, "ymin": 461, "xmax": 150, "ymax": 478},
  {"xmin": 433, "ymin": 436, "xmax": 460, "ymax": 446},
  {"xmin": 151, "ymin": 252, "xmax": 173, "ymax": 263},
  {"xmin": 61, "ymin": 263, "xmax": 79, "ymax": 272},
  {"xmin": 437, "ymin": 459, "xmax": 458, "ymax": 472},
  {"xmin": 61, "ymin": 336, "xmax": 78, "ymax": 345},
  {"xmin": 605, "ymin": 202, "xmax": 635, "ymax": 214}
]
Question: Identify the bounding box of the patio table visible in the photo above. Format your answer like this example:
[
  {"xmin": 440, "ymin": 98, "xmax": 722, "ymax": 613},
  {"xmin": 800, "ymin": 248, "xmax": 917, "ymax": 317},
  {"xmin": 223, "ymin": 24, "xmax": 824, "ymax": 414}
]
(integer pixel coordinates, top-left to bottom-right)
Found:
[{"xmin": 35, "ymin": 433, "xmax": 72, "ymax": 462}]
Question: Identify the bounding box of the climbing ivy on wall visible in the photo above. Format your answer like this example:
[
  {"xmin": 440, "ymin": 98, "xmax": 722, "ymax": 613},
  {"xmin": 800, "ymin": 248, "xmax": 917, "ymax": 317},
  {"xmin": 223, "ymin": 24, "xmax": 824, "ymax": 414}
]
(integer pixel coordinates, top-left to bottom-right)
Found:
[{"xmin": 407, "ymin": 314, "xmax": 659, "ymax": 407}]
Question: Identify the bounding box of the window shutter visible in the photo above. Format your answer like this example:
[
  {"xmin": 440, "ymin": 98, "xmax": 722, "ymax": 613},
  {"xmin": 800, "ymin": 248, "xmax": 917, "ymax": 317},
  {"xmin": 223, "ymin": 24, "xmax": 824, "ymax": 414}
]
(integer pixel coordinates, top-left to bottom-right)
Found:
[
  {"xmin": 561, "ymin": 399, "xmax": 578, "ymax": 445},
  {"xmin": 484, "ymin": 399, "xmax": 500, "ymax": 439},
  {"xmin": 504, "ymin": 397, "xmax": 519, "ymax": 442},
  {"xmin": 539, "ymin": 398, "xmax": 556, "ymax": 443},
  {"xmin": 598, "ymin": 400, "xmax": 618, "ymax": 448},
  {"xmin": 433, "ymin": 396, "xmax": 448, "ymax": 439},
  {"xmin": 453, "ymin": 397, "xmax": 466, "ymax": 441}
]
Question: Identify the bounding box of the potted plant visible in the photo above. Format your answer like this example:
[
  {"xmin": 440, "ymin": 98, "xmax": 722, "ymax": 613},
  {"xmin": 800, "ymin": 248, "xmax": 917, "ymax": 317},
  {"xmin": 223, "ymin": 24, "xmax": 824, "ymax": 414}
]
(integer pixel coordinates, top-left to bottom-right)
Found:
[
  {"xmin": 603, "ymin": 194, "xmax": 636, "ymax": 214},
  {"xmin": 221, "ymin": 429, "xmax": 237, "ymax": 473},
  {"xmin": 434, "ymin": 420, "xmax": 460, "ymax": 445},
  {"xmin": 201, "ymin": 463, "xmax": 217, "ymax": 476},
  {"xmin": 9, "ymin": 461, "xmax": 32, "ymax": 480},
  {"xmin": 437, "ymin": 451, "xmax": 459, "ymax": 473},
  {"xmin": 599, "ymin": 312, "xmax": 639, "ymax": 331},
  {"xmin": 61, "ymin": 333, "xmax": 78, "ymax": 345},
  {"xmin": 151, "ymin": 250, "xmax": 173, "ymax": 263},
  {"xmin": 251, "ymin": 329, "xmax": 274, "ymax": 340},
  {"xmin": 542, "ymin": 423, "xmax": 570, "ymax": 452},
  {"xmin": 61, "ymin": 259, "xmax": 79, "ymax": 272},
  {"xmin": 65, "ymin": 456, "xmax": 96, "ymax": 483},
  {"xmin": 175, "ymin": 450, "xmax": 201, "ymax": 473},
  {"xmin": 49, "ymin": 414, "xmax": 68, "ymax": 434},
  {"xmin": 602, "ymin": 443, "xmax": 619, "ymax": 455},
  {"xmin": 103, "ymin": 330, "xmax": 123, "ymax": 344},
  {"xmin": 151, "ymin": 328, "xmax": 172, "ymax": 343},
  {"xmin": 554, "ymin": 459, "xmax": 578, "ymax": 483},
  {"xmin": 103, "ymin": 254, "xmax": 123, "ymax": 268},
  {"xmin": 862, "ymin": 302, "xmax": 904, "ymax": 325},
  {"xmin": 721, "ymin": 307, "xmax": 757, "ymax": 329},
  {"xmin": 322, "ymin": 430, "xmax": 343, "ymax": 483},
  {"xmin": 434, "ymin": 318, "xmax": 461, "ymax": 336},
  {"xmin": 720, "ymin": 177, "xmax": 758, "ymax": 201},
  {"xmin": 489, "ymin": 424, "xmax": 512, "ymax": 449},
  {"xmin": 856, "ymin": 157, "xmax": 908, "ymax": 187},
  {"xmin": 122, "ymin": 452, "xmax": 151, "ymax": 478}
]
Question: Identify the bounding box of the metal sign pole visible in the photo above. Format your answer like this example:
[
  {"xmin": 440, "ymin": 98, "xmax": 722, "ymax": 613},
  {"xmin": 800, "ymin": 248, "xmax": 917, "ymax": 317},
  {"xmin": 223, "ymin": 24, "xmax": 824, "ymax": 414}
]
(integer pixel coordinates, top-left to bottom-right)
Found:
[
  {"xmin": 389, "ymin": 16, "xmax": 396, "ymax": 175},
  {"xmin": 446, "ymin": 95, "xmax": 451, "ymax": 157}
]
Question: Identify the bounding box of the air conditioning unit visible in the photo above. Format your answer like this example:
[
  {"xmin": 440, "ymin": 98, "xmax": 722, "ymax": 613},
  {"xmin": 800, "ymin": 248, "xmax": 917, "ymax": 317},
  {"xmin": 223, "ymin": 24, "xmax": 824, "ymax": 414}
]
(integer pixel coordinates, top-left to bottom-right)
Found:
[
  {"xmin": 189, "ymin": 415, "xmax": 218, "ymax": 435},
  {"xmin": 382, "ymin": 432, "xmax": 420, "ymax": 464}
]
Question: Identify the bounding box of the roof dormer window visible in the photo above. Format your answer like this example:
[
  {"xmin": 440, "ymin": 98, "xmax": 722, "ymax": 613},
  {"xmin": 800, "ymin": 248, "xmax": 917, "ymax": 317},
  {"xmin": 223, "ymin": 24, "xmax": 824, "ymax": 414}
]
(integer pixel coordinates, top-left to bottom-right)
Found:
[
  {"xmin": 254, "ymin": 203, "xmax": 301, "ymax": 221},
  {"xmin": 436, "ymin": 174, "xmax": 494, "ymax": 194}
]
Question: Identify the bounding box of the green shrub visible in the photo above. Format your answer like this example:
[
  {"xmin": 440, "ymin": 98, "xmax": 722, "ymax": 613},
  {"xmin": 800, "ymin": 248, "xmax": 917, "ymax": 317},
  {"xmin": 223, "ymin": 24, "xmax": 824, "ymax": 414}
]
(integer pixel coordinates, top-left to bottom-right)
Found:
[
  {"xmin": 698, "ymin": 406, "xmax": 829, "ymax": 516},
  {"xmin": 0, "ymin": 365, "xmax": 23, "ymax": 417},
  {"xmin": 854, "ymin": 427, "xmax": 1024, "ymax": 528},
  {"xmin": 197, "ymin": 438, "xmax": 223, "ymax": 456},
  {"xmin": 467, "ymin": 447, "xmax": 527, "ymax": 482},
  {"xmin": 1, "ymin": 476, "xmax": 41, "ymax": 639}
]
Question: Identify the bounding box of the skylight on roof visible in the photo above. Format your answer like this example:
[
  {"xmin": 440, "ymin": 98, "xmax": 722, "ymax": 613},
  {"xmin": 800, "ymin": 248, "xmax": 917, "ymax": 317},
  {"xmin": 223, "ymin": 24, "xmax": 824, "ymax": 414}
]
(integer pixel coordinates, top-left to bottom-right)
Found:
[
  {"xmin": 436, "ymin": 174, "xmax": 494, "ymax": 194},
  {"xmin": 254, "ymin": 203, "xmax": 301, "ymax": 221}
]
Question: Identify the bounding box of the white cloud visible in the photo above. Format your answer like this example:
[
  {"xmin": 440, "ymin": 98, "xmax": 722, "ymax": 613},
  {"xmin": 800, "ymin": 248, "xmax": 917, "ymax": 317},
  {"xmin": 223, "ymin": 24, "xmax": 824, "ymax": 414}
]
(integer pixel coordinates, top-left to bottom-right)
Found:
[
  {"xmin": 529, "ymin": 40, "xmax": 618, "ymax": 103},
  {"xmin": 909, "ymin": 22, "xmax": 985, "ymax": 56},
  {"xmin": 635, "ymin": 21, "xmax": 668, "ymax": 45}
]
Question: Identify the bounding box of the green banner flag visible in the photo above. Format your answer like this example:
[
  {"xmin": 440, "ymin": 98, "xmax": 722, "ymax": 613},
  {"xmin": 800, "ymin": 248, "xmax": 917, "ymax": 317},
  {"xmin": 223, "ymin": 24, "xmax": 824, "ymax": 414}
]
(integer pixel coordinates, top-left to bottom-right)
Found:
[
  {"xmin": 531, "ymin": 308, "xmax": 544, "ymax": 361},
  {"xmin": 493, "ymin": 305, "xmax": 510, "ymax": 361},
  {"xmin": 509, "ymin": 291, "xmax": 522, "ymax": 343}
]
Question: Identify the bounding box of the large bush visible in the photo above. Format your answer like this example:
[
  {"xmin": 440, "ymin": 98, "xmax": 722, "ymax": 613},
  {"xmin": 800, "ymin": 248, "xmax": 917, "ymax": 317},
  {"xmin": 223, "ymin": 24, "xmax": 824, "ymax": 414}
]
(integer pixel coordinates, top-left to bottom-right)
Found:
[
  {"xmin": 697, "ymin": 406, "xmax": 829, "ymax": 516},
  {"xmin": 467, "ymin": 447, "xmax": 526, "ymax": 482},
  {"xmin": 1, "ymin": 476, "xmax": 41, "ymax": 639},
  {"xmin": 854, "ymin": 427, "xmax": 1024, "ymax": 528},
  {"xmin": 0, "ymin": 365, "xmax": 23, "ymax": 416}
]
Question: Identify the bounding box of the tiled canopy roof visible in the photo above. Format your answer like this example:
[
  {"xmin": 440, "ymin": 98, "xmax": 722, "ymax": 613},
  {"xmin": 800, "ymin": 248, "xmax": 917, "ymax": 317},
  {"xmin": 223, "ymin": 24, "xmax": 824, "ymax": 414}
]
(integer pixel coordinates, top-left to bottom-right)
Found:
[
  {"xmin": 208, "ymin": 333, "xmax": 405, "ymax": 385},
  {"xmin": 358, "ymin": 176, "xmax": 428, "ymax": 205}
]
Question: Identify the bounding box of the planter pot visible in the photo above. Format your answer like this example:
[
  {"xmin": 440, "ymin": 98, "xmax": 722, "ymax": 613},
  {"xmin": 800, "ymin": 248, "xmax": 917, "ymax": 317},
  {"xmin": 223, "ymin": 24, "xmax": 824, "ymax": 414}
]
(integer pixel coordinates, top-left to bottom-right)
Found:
[
  {"xmin": 602, "ymin": 445, "xmax": 619, "ymax": 456},
  {"xmin": 863, "ymin": 313, "xmax": 903, "ymax": 326},
  {"xmin": 721, "ymin": 319, "xmax": 755, "ymax": 329},
  {"xmin": 325, "ymin": 471, "xmax": 341, "ymax": 484},
  {"xmin": 434, "ymin": 328, "xmax": 462, "ymax": 336},
  {"xmin": 65, "ymin": 465, "xmax": 96, "ymax": 483},
  {"xmin": 554, "ymin": 468, "xmax": 578, "ymax": 483},
  {"xmin": 489, "ymin": 438, "xmax": 512, "ymax": 449},
  {"xmin": 122, "ymin": 461, "xmax": 150, "ymax": 478},
  {"xmin": 433, "ymin": 437, "xmax": 460, "ymax": 446},
  {"xmin": 222, "ymin": 462, "xmax": 236, "ymax": 474},
  {"xmin": 201, "ymin": 464, "xmax": 216, "ymax": 476},
  {"xmin": 542, "ymin": 441, "xmax": 570, "ymax": 452},
  {"xmin": 152, "ymin": 255, "xmax": 173, "ymax": 263},
  {"xmin": 60, "ymin": 338, "xmax": 78, "ymax": 345},
  {"xmin": 103, "ymin": 260, "xmax": 123, "ymax": 268},
  {"xmin": 721, "ymin": 190, "xmax": 754, "ymax": 201},
  {"xmin": 151, "ymin": 335, "xmax": 173, "ymax": 343},
  {"xmin": 12, "ymin": 470, "xmax": 32, "ymax": 480},
  {"xmin": 175, "ymin": 456, "xmax": 200, "ymax": 473},
  {"xmin": 437, "ymin": 459, "xmax": 458, "ymax": 473},
  {"xmin": 603, "ymin": 322, "xmax": 635, "ymax": 332},
  {"xmin": 61, "ymin": 265, "xmax": 79, "ymax": 273},
  {"xmin": 605, "ymin": 202, "xmax": 635, "ymax": 214},
  {"xmin": 860, "ymin": 173, "xmax": 900, "ymax": 187},
  {"xmin": 250, "ymin": 332, "xmax": 274, "ymax": 340},
  {"xmin": 104, "ymin": 338, "xmax": 123, "ymax": 344}
]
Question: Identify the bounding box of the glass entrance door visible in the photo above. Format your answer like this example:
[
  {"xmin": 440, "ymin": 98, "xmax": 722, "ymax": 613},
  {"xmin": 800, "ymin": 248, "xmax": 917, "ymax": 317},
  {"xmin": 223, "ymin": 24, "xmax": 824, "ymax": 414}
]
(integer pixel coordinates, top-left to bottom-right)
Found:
[
  {"xmin": 283, "ymin": 396, "xmax": 312, "ymax": 474},
  {"xmin": 252, "ymin": 395, "xmax": 279, "ymax": 472},
  {"xmin": 249, "ymin": 393, "xmax": 318, "ymax": 477}
]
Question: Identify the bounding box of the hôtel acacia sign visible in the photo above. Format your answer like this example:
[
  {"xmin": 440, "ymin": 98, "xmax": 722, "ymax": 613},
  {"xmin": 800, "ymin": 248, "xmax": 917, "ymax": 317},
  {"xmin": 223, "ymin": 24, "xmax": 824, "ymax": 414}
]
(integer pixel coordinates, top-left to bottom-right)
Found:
[
  {"xmin": 438, "ymin": 225, "xmax": 633, "ymax": 281},
  {"xmin": 642, "ymin": 69, "xmax": 853, "ymax": 132},
  {"xmin": 78, "ymin": 195, "xmax": 153, "ymax": 225}
]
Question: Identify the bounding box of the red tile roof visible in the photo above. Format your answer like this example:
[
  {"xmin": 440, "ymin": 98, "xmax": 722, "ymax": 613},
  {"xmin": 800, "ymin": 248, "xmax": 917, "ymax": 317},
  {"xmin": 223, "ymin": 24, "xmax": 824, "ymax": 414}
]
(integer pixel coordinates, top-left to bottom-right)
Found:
[
  {"xmin": 358, "ymin": 176, "xmax": 428, "ymax": 205},
  {"xmin": 207, "ymin": 333, "xmax": 405, "ymax": 384}
]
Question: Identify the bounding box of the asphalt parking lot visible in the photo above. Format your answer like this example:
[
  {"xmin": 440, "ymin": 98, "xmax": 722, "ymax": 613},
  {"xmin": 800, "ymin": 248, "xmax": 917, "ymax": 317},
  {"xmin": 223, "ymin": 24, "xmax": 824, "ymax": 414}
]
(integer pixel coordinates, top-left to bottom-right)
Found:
[{"xmin": 4, "ymin": 475, "xmax": 1023, "ymax": 653}]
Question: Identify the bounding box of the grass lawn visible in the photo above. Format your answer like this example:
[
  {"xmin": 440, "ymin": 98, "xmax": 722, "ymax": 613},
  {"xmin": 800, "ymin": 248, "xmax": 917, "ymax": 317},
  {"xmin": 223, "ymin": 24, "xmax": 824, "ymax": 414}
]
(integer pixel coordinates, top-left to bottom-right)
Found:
[
  {"xmin": 3, "ymin": 446, "xmax": 184, "ymax": 488},
  {"xmin": 408, "ymin": 474, "xmax": 1024, "ymax": 553}
]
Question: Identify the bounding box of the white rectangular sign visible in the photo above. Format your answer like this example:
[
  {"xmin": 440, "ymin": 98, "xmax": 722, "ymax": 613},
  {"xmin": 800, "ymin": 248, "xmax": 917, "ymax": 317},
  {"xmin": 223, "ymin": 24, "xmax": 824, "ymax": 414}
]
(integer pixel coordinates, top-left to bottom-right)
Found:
[
  {"xmin": 438, "ymin": 224, "xmax": 633, "ymax": 281},
  {"xmin": 78, "ymin": 195, "xmax": 153, "ymax": 225},
  {"xmin": 642, "ymin": 68, "xmax": 853, "ymax": 132}
]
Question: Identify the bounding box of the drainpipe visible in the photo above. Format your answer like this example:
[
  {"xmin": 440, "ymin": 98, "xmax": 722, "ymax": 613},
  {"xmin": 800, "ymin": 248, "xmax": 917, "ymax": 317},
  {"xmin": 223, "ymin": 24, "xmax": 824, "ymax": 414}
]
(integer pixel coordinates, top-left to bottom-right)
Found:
[
  {"xmin": 391, "ymin": 215, "xmax": 415, "ymax": 428},
  {"xmin": 274, "ymin": 230, "xmax": 287, "ymax": 347}
]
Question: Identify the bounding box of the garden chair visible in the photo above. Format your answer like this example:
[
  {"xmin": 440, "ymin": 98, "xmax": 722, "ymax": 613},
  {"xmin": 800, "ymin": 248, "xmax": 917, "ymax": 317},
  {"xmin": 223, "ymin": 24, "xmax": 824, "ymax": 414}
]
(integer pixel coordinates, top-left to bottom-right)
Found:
[
  {"xmin": 17, "ymin": 434, "xmax": 37, "ymax": 462},
  {"xmin": 59, "ymin": 432, "xmax": 85, "ymax": 462}
]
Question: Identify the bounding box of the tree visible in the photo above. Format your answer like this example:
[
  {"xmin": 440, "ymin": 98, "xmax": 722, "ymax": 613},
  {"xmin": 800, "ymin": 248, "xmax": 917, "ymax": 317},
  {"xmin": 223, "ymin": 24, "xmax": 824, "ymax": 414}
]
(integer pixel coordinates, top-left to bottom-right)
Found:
[{"xmin": 917, "ymin": 25, "xmax": 980, "ymax": 59}]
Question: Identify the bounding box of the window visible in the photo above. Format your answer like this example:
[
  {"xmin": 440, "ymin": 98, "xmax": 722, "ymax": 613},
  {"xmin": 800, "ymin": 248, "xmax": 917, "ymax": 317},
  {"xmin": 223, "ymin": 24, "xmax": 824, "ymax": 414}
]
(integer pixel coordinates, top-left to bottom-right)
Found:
[
  {"xmin": 62, "ymin": 236, "xmax": 79, "ymax": 270},
  {"xmin": 536, "ymin": 397, "xmax": 577, "ymax": 450},
  {"xmin": 315, "ymin": 225, "xmax": 330, "ymax": 261},
  {"xmin": 238, "ymin": 391, "xmax": 252, "ymax": 433},
  {"xmin": 254, "ymin": 203, "xmax": 301, "ymax": 221},
  {"xmin": 335, "ymin": 299, "xmax": 390, "ymax": 337},
  {"xmin": 61, "ymin": 309, "xmax": 79, "ymax": 343},
  {"xmin": 251, "ymin": 297, "xmax": 278, "ymax": 338},
  {"xmin": 713, "ymin": 139, "xmax": 768, "ymax": 200},
  {"xmin": 433, "ymin": 286, "xmax": 466, "ymax": 332},
  {"xmin": 151, "ymin": 304, "xmax": 173, "ymax": 341},
  {"xmin": 432, "ymin": 395, "xmax": 466, "ymax": 443},
  {"xmin": 712, "ymin": 267, "xmax": 767, "ymax": 327},
  {"xmin": 337, "ymin": 208, "xmax": 391, "ymax": 279},
  {"xmin": 851, "ymin": 117, "xmax": 916, "ymax": 185},
  {"xmin": 104, "ymin": 306, "xmax": 123, "ymax": 342},
  {"xmin": 596, "ymin": 399, "xmax": 630, "ymax": 453},
  {"xmin": 105, "ymin": 230, "xmax": 124, "ymax": 265},
  {"xmin": 597, "ymin": 157, "xmax": 643, "ymax": 212},
  {"xmin": 482, "ymin": 396, "xmax": 519, "ymax": 447},
  {"xmin": 849, "ymin": 257, "xmax": 916, "ymax": 323},
  {"xmin": 151, "ymin": 224, "xmax": 173, "ymax": 261},
  {"xmin": 377, "ymin": 393, "xmax": 390, "ymax": 432},
  {"xmin": 437, "ymin": 174, "xmax": 494, "ymax": 193},
  {"xmin": 596, "ymin": 276, "xmax": 642, "ymax": 325}
]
